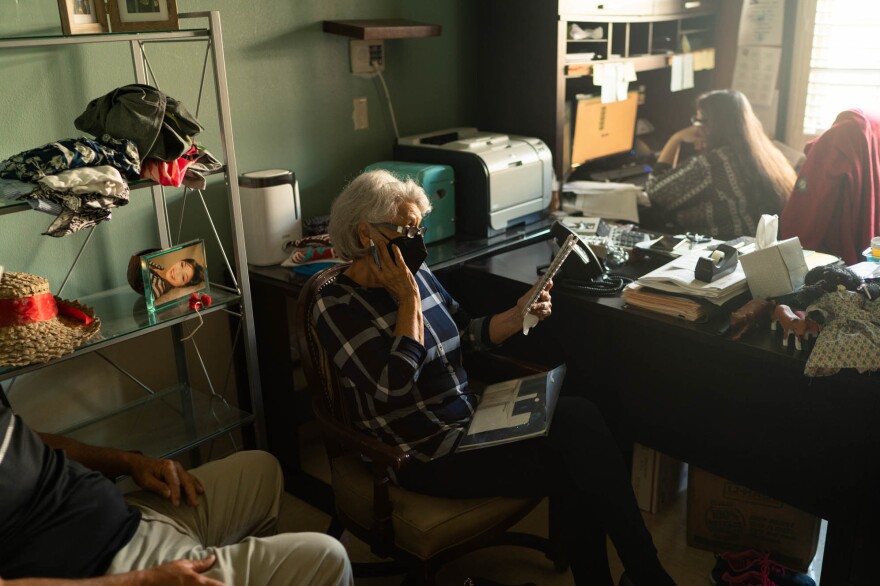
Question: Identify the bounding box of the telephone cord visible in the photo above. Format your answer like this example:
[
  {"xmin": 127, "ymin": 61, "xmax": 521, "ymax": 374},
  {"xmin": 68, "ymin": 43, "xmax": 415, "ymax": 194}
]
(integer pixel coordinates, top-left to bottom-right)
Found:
[{"xmin": 557, "ymin": 273, "xmax": 633, "ymax": 297}]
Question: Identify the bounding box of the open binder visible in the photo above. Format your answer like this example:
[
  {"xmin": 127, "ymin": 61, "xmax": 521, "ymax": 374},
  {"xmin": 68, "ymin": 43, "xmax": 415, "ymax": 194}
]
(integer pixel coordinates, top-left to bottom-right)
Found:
[{"xmin": 457, "ymin": 364, "xmax": 566, "ymax": 452}]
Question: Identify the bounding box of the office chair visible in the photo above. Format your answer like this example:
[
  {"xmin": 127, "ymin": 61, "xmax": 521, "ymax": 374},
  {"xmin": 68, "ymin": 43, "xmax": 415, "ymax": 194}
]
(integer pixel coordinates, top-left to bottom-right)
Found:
[
  {"xmin": 780, "ymin": 108, "xmax": 880, "ymax": 265},
  {"xmin": 294, "ymin": 263, "xmax": 565, "ymax": 585}
]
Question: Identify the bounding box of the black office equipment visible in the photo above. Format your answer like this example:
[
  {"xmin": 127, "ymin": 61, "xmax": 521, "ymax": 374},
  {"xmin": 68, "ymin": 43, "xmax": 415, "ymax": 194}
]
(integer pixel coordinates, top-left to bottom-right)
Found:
[
  {"xmin": 590, "ymin": 163, "xmax": 653, "ymax": 182},
  {"xmin": 548, "ymin": 220, "xmax": 633, "ymax": 296},
  {"xmin": 550, "ymin": 221, "xmax": 606, "ymax": 282},
  {"xmin": 694, "ymin": 244, "xmax": 739, "ymax": 283}
]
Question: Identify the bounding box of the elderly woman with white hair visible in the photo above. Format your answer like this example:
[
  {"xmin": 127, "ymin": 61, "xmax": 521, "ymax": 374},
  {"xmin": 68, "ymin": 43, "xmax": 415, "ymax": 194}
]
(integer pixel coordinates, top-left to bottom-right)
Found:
[{"xmin": 314, "ymin": 169, "xmax": 676, "ymax": 586}]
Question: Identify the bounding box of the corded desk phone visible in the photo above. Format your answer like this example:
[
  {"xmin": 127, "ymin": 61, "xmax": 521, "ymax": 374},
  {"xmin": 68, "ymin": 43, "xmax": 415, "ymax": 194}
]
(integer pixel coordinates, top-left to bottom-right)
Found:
[{"xmin": 544, "ymin": 220, "xmax": 633, "ymax": 296}]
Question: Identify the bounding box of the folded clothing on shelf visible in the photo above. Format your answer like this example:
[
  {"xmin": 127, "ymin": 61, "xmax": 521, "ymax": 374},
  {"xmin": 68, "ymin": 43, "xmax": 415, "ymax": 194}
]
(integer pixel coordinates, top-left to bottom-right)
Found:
[{"xmin": 281, "ymin": 234, "xmax": 342, "ymax": 268}]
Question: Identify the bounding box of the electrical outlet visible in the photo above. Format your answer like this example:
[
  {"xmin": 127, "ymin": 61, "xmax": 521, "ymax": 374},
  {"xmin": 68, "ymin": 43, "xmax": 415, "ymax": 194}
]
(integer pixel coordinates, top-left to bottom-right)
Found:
[
  {"xmin": 353, "ymin": 97, "xmax": 368, "ymax": 130},
  {"xmin": 350, "ymin": 39, "xmax": 384, "ymax": 74}
]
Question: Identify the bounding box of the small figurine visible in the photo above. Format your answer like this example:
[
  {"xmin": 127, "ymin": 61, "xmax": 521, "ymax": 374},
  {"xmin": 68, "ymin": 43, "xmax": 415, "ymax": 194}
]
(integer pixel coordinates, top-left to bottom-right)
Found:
[
  {"xmin": 771, "ymin": 304, "xmax": 820, "ymax": 351},
  {"xmin": 729, "ymin": 298, "xmax": 774, "ymax": 342}
]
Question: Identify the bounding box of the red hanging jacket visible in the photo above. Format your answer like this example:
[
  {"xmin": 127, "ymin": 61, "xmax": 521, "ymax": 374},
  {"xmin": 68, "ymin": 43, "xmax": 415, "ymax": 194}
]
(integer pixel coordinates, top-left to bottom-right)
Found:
[{"xmin": 779, "ymin": 109, "xmax": 880, "ymax": 265}]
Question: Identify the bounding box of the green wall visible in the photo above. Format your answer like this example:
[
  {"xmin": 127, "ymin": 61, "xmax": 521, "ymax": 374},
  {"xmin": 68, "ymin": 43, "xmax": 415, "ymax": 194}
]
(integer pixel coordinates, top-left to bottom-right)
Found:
[{"xmin": 0, "ymin": 0, "xmax": 477, "ymax": 298}]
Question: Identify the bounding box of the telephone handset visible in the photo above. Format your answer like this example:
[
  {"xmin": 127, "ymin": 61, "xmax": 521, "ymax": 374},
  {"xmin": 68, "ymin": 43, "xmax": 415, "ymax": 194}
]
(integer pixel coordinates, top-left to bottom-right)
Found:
[{"xmin": 547, "ymin": 220, "xmax": 632, "ymax": 296}]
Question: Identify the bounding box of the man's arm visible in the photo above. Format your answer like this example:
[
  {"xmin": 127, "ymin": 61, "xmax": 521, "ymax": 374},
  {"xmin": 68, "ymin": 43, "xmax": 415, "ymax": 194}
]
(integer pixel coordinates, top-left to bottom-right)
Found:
[
  {"xmin": 1, "ymin": 557, "xmax": 224, "ymax": 585},
  {"xmin": 36, "ymin": 433, "xmax": 137, "ymax": 478},
  {"xmin": 36, "ymin": 433, "xmax": 204, "ymax": 507}
]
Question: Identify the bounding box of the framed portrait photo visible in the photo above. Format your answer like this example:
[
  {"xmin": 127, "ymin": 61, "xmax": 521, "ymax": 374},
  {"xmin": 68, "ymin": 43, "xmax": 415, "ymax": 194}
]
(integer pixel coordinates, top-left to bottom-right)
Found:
[
  {"xmin": 138, "ymin": 239, "xmax": 208, "ymax": 312},
  {"xmin": 57, "ymin": 0, "xmax": 109, "ymax": 35},
  {"xmin": 107, "ymin": 0, "xmax": 178, "ymax": 33}
]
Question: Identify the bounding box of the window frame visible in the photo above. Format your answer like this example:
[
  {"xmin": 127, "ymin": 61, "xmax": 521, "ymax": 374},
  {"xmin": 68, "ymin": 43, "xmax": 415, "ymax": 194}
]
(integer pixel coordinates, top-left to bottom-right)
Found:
[{"xmin": 784, "ymin": 0, "xmax": 819, "ymax": 152}]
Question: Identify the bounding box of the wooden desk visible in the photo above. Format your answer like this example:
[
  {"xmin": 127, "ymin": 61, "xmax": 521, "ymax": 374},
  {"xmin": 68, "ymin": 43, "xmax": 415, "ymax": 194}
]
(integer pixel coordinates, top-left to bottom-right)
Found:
[{"xmin": 438, "ymin": 240, "xmax": 880, "ymax": 586}]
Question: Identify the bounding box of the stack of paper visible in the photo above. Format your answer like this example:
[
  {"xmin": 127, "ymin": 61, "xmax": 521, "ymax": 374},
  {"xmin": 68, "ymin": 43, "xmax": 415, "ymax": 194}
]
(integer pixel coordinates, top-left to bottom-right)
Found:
[
  {"xmin": 562, "ymin": 180, "xmax": 641, "ymax": 223},
  {"xmin": 622, "ymin": 283, "xmax": 708, "ymax": 321},
  {"xmin": 637, "ymin": 249, "xmax": 749, "ymax": 305}
]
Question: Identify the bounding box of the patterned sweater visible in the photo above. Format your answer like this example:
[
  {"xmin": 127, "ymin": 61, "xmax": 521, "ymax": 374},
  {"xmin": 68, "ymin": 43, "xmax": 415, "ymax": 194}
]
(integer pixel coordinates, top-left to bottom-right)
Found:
[
  {"xmin": 645, "ymin": 146, "xmax": 777, "ymax": 240},
  {"xmin": 312, "ymin": 267, "xmax": 495, "ymax": 462}
]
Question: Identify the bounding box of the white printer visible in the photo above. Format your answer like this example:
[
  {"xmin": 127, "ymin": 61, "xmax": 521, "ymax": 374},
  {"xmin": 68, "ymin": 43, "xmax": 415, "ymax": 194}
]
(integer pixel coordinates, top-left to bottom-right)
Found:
[{"xmin": 393, "ymin": 127, "xmax": 553, "ymax": 238}]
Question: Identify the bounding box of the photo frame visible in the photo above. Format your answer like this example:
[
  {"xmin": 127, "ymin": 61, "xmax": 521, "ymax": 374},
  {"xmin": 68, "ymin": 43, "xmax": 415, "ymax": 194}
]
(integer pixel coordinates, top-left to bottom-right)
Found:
[
  {"xmin": 107, "ymin": 0, "xmax": 178, "ymax": 33},
  {"xmin": 57, "ymin": 0, "xmax": 109, "ymax": 35},
  {"xmin": 138, "ymin": 239, "xmax": 208, "ymax": 312}
]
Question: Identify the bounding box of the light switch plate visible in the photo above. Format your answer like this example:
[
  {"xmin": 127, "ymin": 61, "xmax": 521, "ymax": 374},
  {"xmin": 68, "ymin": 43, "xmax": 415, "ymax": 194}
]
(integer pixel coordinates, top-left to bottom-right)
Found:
[{"xmin": 353, "ymin": 97, "xmax": 368, "ymax": 130}]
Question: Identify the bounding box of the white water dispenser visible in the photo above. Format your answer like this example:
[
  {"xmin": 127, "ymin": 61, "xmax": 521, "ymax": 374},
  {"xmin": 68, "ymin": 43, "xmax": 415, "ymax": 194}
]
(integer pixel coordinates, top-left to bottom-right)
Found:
[{"xmin": 238, "ymin": 169, "xmax": 302, "ymax": 266}]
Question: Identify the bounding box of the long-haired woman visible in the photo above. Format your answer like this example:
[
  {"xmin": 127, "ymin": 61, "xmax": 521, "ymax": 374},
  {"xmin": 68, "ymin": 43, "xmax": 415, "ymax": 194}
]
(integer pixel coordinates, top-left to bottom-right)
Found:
[{"xmin": 644, "ymin": 89, "xmax": 796, "ymax": 239}]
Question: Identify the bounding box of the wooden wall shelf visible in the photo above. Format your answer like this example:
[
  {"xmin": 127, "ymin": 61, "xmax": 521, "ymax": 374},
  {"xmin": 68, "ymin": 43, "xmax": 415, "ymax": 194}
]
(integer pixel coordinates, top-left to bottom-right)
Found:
[{"xmin": 322, "ymin": 19, "xmax": 441, "ymax": 40}]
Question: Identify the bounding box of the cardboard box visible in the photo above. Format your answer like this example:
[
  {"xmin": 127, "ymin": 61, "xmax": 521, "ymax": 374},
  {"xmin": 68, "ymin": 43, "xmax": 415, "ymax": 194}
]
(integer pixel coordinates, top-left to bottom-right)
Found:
[
  {"xmin": 686, "ymin": 467, "xmax": 820, "ymax": 572},
  {"xmin": 631, "ymin": 443, "xmax": 688, "ymax": 514},
  {"xmin": 739, "ymin": 237, "xmax": 808, "ymax": 299}
]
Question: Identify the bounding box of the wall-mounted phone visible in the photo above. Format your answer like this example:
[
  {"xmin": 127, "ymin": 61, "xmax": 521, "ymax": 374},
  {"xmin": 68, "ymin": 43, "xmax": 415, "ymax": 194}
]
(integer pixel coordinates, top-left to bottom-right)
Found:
[{"xmin": 547, "ymin": 221, "xmax": 632, "ymax": 296}]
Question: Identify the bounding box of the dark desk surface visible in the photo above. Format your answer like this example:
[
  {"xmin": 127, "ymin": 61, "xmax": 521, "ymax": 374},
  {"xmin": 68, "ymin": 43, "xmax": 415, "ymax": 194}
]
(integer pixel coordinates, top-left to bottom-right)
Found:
[{"xmin": 440, "ymin": 240, "xmax": 880, "ymax": 586}]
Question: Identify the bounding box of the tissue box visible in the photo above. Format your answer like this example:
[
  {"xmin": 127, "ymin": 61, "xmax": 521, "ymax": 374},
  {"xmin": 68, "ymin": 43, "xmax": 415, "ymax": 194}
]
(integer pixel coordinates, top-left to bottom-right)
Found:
[{"xmin": 739, "ymin": 237, "xmax": 808, "ymax": 299}]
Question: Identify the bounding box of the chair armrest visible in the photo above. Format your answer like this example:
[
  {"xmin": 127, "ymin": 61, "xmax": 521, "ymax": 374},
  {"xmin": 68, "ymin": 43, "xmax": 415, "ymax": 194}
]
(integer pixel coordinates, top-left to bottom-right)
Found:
[{"xmin": 311, "ymin": 396, "xmax": 411, "ymax": 471}]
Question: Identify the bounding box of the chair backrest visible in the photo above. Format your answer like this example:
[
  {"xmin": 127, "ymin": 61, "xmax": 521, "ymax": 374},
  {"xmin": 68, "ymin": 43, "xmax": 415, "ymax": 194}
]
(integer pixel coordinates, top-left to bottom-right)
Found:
[
  {"xmin": 780, "ymin": 108, "xmax": 880, "ymax": 265},
  {"xmin": 294, "ymin": 263, "xmax": 352, "ymax": 452}
]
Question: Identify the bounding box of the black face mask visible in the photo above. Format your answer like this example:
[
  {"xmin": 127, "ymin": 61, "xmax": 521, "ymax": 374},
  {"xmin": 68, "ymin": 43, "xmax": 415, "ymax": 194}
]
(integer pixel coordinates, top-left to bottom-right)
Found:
[{"xmin": 387, "ymin": 235, "xmax": 428, "ymax": 274}]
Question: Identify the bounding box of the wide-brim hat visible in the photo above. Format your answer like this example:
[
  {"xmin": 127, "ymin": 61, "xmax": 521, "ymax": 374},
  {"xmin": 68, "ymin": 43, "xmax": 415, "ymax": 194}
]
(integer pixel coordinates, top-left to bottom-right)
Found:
[{"xmin": 0, "ymin": 272, "xmax": 101, "ymax": 367}]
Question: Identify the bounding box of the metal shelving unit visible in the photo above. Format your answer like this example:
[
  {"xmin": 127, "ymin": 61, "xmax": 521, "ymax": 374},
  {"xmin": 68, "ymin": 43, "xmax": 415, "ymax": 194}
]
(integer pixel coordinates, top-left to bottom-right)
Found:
[{"xmin": 0, "ymin": 11, "xmax": 265, "ymax": 456}]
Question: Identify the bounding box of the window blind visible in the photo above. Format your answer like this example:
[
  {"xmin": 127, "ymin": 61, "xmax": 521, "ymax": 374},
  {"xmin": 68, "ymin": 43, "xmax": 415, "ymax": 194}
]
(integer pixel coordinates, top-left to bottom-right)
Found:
[{"xmin": 803, "ymin": 0, "xmax": 880, "ymax": 136}]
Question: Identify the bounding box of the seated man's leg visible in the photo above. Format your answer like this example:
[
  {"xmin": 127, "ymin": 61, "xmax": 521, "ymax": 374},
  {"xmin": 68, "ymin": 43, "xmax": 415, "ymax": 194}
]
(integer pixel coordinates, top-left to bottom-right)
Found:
[
  {"xmin": 108, "ymin": 450, "xmax": 352, "ymax": 585},
  {"xmin": 207, "ymin": 532, "xmax": 353, "ymax": 586},
  {"xmin": 107, "ymin": 450, "xmax": 285, "ymax": 573},
  {"xmin": 126, "ymin": 450, "xmax": 283, "ymax": 545}
]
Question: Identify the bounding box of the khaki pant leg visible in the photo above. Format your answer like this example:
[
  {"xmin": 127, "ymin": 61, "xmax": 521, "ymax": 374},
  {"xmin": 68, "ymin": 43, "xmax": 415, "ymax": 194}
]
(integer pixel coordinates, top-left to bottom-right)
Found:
[
  {"xmin": 125, "ymin": 450, "xmax": 283, "ymax": 546},
  {"xmin": 203, "ymin": 532, "xmax": 354, "ymax": 586}
]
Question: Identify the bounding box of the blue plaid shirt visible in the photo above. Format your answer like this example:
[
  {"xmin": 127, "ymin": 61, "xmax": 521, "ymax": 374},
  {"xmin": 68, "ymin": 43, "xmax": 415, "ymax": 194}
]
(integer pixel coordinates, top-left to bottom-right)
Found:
[{"xmin": 313, "ymin": 267, "xmax": 494, "ymax": 461}]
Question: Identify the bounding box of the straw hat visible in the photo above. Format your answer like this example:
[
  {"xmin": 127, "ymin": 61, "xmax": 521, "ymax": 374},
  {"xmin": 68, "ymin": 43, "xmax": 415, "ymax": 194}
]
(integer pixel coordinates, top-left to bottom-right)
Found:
[{"xmin": 0, "ymin": 272, "xmax": 101, "ymax": 367}]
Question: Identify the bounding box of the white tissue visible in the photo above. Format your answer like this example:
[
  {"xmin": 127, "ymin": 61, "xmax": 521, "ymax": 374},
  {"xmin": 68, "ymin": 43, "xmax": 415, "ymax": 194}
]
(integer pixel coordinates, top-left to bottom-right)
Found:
[{"xmin": 755, "ymin": 214, "xmax": 779, "ymax": 250}]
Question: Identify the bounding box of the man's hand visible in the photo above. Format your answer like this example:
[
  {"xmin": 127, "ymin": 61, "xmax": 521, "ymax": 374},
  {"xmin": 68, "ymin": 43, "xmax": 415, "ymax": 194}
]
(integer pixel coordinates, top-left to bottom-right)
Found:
[
  {"xmin": 129, "ymin": 454, "xmax": 205, "ymax": 507},
  {"xmin": 138, "ymin": 557, "xmax": 225, "ymax": 585},
  {"xmin": 0, "ymin": 556, "xmax": 224, "ymax": 585}
]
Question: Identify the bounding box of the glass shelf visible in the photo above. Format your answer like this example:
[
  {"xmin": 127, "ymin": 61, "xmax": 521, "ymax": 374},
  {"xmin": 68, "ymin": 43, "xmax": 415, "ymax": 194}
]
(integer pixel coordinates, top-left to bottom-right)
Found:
[
  {"xmin": 0, "ymin": 167, "xmax": 227, "ymax": 217},
  {"xmin": 0, "ymin": 27, "xmax": 208, "ymax": 49},
  {"xmin": 59, "ymin": 384, "xmax": 254, "ymax": 459},
  {"xmin": 0, "ymin": 284, "xmax": 241, "ymax": 379},
  {"xmin": 0, "ymin": 199, "xmax": 28, "ymax": 215}
]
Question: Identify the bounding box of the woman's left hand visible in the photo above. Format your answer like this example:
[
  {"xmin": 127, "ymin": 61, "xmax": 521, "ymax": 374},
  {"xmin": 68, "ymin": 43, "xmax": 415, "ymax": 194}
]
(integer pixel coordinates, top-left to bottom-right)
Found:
[
  {"xmin": 129, "ymin": 454, "xmax": 205, "ymax": 507},
  {"xmin": 517, "ymin": 278, "xmax": 553, "ymax": 322}
]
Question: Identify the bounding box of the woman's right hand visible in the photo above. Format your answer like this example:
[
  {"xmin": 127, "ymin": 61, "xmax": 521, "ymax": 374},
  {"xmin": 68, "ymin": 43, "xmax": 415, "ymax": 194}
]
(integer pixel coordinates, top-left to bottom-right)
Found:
[
  {"xmin": 657, "ymin": 124, "xmax": 707, "ymax": 166},
  {"xmin": 367, "ymin": 236, "xmax": 420, "ymax": 305},
  {"xmin": 674, "ymin": 125, "xmax": 706, "ymax": 149}
]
